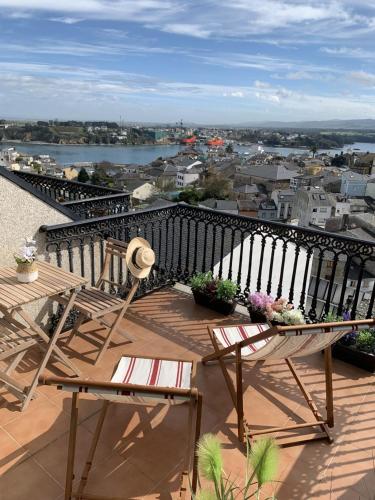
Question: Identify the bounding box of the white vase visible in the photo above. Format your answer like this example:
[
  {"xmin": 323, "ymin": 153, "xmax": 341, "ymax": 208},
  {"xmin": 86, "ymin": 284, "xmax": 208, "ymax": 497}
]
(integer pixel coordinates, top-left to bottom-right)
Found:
[{"xmin": 16, "ymin": 262, "xmax": 38, "ymax": 283}]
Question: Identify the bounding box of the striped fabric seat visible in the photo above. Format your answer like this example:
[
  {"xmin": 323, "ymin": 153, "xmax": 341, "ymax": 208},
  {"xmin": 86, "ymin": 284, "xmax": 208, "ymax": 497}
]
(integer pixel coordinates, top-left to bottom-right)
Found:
[
  {"xmin": 214, "ymin": 323, "xmax": 357, "ymax": 361},
  {"xmin": 112, "ymin": 356, "xmax": 192, "ymax": 390},
  {"xmin": 213, "ymin": 323, "xmax": 270, "ymax": 357}
]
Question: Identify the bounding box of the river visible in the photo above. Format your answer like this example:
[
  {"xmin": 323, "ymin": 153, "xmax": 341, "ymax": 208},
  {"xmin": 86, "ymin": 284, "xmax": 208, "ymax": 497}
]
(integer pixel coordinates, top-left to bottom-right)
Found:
[{"xmin": 2, "ymin": 141, "xmax": 375, "ymax": 166}]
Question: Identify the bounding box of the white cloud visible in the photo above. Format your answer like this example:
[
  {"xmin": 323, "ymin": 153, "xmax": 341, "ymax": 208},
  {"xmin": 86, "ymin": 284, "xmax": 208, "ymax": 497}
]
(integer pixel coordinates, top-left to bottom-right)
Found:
[
  {"xmin": 160, "ymin": 23, "xmax": 211, "ymax": 38},
  {"xmin": 350, "ymin": 71, "xmax": 375, "ymax": 87},
  {"xmin": 50, "ymin": 17, "xmax": 83, "ymax": 24},
  {"xmin": 254, "ymin": 80, "xmax": 271, "ymax": 89},
  {"xmin": 321, "ymin": 46, "xmax": 374, "ymax": 59},
  {"xmin": 0, "ymin": 0, "xmax": 374, "ymax": 41}
]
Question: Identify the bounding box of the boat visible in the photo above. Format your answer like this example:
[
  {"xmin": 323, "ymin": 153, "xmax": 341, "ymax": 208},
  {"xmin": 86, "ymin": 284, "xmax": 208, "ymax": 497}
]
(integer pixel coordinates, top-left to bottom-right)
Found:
[
  {"xmin": 180, "ymin": 135, "xmax": 197, "ymax": 145},
  {"xmin": 205, "ymin": 137, "xmax": 224, "ymax": 146}
]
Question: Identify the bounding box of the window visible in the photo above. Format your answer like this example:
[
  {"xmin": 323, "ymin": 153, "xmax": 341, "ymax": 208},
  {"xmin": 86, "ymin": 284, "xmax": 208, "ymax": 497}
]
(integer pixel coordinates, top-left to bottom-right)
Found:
[
  {"xmin": 312, "ymin": 208, "xmax": 317, "ymax": 212},
  {"xmin": 320, "ymin": 208, "xmax": 328, "ymax": 213}
]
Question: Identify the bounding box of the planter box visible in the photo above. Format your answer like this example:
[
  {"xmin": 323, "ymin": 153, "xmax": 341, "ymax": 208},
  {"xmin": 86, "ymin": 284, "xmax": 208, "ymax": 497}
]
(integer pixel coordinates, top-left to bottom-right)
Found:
[
  {"xmin": 332, "ymin": 343, "xmax": 375, "ymax": 373},
  {"xmin": 192, "ymin": 290, "xmax": 235, "ymax": 316}
]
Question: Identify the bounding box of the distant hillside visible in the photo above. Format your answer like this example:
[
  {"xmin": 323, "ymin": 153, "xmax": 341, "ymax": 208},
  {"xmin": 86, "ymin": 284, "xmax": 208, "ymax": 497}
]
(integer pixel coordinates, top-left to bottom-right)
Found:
[{"xmin": 239, "ymin": 119, "xmax": 375, "ymax": 130}]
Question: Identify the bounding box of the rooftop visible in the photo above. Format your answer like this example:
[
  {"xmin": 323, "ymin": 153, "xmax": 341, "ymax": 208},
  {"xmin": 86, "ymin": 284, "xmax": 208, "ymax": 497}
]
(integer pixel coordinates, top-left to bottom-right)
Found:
[{"xmin": 1, "ymin": 287, "xmax": 374, "ymax": 499}]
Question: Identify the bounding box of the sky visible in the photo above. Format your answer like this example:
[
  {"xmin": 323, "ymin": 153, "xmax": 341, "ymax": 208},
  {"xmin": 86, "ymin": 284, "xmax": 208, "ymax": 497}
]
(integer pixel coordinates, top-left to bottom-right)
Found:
[{"xmin": 1, "ymin": 0, "xmax": 375, "ymax": 124}]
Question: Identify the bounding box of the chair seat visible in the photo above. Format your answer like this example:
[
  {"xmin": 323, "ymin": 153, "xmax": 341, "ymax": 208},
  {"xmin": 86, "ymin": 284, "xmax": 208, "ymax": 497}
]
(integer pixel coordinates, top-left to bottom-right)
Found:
[
  {"xmin": 73, "ymin": 288, "xmax": 124, "ymax": 318},
  {"xmin": 213, "ymin": 323, "xmax": 270, "ymax": 357},
  {"xmin": 111, "ymin": 356, "xmax": 192, "ymax": 390}
]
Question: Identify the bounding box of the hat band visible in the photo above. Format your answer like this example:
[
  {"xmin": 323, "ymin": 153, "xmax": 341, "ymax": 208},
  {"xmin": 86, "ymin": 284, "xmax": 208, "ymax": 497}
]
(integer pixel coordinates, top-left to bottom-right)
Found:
[{"xmin": 131, "ymin": 248, "xmax": 142, "ymax": 270}]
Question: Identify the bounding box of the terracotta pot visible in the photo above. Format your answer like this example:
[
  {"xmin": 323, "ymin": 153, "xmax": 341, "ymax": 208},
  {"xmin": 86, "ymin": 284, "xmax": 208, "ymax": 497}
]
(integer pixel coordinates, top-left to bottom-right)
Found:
[
  {"xmin": 192, "ymin": 289, "xmax": 235, "ymax": 316},
  {"xmin": 16, "ymin": 261, "xmax": 38, "ymax": 283}
]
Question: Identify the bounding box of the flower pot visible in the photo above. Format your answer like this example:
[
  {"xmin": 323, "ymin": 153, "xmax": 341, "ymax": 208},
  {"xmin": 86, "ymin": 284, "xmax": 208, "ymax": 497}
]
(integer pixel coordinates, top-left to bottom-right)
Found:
[
  {"xmin": 332, "ymin": 343, "xmax": 375, "ymax": 373},
  {"xmin": 16, "ymin": 261, "xmax": 38, "ymax": 283},
  {"xmin": 247, "ymin": 308, "xmax": 268, "ymax": 323},
  {"xmin": 192, "ymin": 289, "xmax": 235, "ymax": 316}
]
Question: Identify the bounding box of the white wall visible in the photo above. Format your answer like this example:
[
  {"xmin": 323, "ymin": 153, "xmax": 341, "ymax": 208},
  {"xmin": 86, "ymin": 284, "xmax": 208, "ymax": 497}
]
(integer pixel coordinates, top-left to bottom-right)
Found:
[
  {"xmin": 215, "ymin": 234, "xmax": 312, "ymax": 306},
  {"xmin": 0, "ymin": 176, "xmax": 72, "ymax": 267},
  {"xmin": 0, "ymin": 176, "xmax": 73, "ymax": 323}
]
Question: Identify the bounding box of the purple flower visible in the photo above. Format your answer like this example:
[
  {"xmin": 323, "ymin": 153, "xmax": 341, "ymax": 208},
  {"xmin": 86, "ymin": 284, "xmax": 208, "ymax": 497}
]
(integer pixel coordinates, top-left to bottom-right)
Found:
[
  {"xmin": 343, "ymin": 310, "xmax": 351, "ymax": 321},
  {"xmin": 248, "ymin": 292, "xmax": 274, "ymax": 311}
]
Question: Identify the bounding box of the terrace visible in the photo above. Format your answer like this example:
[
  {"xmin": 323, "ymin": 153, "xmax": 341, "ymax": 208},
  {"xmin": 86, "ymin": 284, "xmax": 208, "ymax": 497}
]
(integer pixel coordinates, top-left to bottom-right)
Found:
[
  {"xmin": 0, "ymin": 172, "xmax": 375, "ymax": 499},
  {"xmin": 1, "ymin": 288, "xmax": 375, "ymax": 499}
]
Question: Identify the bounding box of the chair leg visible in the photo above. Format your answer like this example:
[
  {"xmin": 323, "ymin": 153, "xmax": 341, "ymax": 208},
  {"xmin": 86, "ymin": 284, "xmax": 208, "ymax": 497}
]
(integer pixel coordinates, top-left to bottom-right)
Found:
[
  {"xmin": 65, "ymin": 313, "xmax": 86, "ymax": 346},
  {"xmin": 95, "ymin": 281, "xmax": 139, "ymax": 365},
  {"xmin": 75, "ymin": 400, "xmax": 110, "ymax": 498},
  {"xmin": 324, "ymin": 346, "xmax": 334, "ymax": 428},
  {"xmin": 65, "ymin": 392, "xmax": 79, "ymax": 500},
  {"xmin": 191, "ymin": 393, "xmax": 203, "ymax": 495},
  {"xmin": 235, "ymin": 345, "xmax": 245, "ymax": 443}
]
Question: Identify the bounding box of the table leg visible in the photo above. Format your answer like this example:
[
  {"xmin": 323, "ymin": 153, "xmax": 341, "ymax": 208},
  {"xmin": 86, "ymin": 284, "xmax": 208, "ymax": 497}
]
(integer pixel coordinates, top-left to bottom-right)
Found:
[
  {"xmin": 19, "ymin": 290, "xmax": 81, "ymax": 411},
  {"xmin": 16, "ymin": 302, "xmax": 82, "ymax": 376}
]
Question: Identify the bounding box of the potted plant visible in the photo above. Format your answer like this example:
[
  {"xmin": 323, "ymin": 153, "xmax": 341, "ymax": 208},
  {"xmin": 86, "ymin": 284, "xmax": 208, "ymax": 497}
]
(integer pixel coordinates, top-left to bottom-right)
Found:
[
  {"xmin": 190, "ymin": 272, "xmax": 237, "ymax": 315},
  {"xmin": 247, "ymin": 292, "xmax": 274, "ymax": 323},
  {"xmin": 14, "ymin": 238, "xmax": 38, "ymax": 283},
  {"xmin": 193, "ymin": 433, "xmax": 279, "ymax": 499},
  {"xmin": 265, "ymin": 297, "xmax": 305, "ymax": 326},
  {"xmin": 331, "ymin": 321, "xmax": 375, "ymax": 373}
]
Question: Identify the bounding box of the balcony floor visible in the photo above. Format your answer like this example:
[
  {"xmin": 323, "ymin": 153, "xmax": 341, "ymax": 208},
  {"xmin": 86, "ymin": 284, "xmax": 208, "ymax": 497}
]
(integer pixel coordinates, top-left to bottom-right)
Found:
[{"xmin": 0, "ymin": 287, "xmax": 374, "ymax": 499}]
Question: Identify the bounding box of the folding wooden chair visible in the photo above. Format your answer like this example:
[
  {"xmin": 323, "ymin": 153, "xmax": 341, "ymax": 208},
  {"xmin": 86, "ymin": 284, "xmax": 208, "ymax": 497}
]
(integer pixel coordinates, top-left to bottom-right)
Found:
[
  {"xmin": 40, "ymin": 355, "xmax": 202, "ymax": 500},
  {"xmin": 63, "ymin": 238, "xmax": 142, "ymax": 364},
  {"xmin": 202, "ymin": 318, "xmax": 375, "ymax": 447},
  {"xmin": 0, "ymin": 316, "xmax": 39, "ymax": 405}
]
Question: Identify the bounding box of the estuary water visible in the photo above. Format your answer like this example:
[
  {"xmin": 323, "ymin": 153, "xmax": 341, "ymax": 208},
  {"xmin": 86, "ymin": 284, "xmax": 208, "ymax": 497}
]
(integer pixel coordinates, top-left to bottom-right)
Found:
[{"xmin": 2, "ymin": 141, "xmax": 375, "ymax": 166}]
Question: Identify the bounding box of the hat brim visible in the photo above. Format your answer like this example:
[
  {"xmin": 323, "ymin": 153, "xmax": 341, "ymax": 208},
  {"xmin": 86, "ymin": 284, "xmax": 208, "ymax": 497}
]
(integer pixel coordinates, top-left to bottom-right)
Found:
[{"xmin": 126, "ymin": 237, "xmax": 154, "ymax": 279}]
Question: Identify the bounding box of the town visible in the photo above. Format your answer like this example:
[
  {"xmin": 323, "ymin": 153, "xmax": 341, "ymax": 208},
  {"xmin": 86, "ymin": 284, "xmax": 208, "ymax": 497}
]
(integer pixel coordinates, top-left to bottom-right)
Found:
[{"xmin": 2, "ymin": 119, "xmax": 375, "ymax": 148}]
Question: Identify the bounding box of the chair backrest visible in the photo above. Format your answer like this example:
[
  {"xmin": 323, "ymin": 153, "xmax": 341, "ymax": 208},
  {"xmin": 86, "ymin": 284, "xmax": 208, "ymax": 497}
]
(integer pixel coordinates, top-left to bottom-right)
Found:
[
  {"xmin": 247, "ymin": 319, "xmax": 374, "ymax": 361},
  {"xmin": 96, "ymin": 238, "xmax": 129, "ymax": 290}
]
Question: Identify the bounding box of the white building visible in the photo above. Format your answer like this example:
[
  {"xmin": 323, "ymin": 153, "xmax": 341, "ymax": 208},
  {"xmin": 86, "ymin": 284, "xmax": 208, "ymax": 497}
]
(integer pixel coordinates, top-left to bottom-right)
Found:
[
  {"xmin": 176, "ymin": 167, "xmax": 200, "ymax": 188},
  {"xmin": 293, "ymin": 187, "xmax": 333, "ymax": 228}
]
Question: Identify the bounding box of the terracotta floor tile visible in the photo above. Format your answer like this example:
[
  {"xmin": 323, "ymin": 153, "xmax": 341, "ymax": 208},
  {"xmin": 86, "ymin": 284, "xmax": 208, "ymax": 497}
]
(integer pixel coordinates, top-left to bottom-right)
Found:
[
  {"xmin": 3, "ymin": 397, "xmax": 70, "ymax": 454},
  {"xmin": 0, "ymin": 428, "xmax": 30, "ymax": 475},
  {"xmin": 0, "ymin": 457, "xmax": 63, "ymax": 500},
  {"xmin": 319, "ymin": 441, "xmax": 375, "ymax": 498},
  {"xmin": 82, "ymin": 452, "xmax": 155, "ymax": 498},
  {"xmin": 31, "ymin": 424, "xmax": 114, "ymax": 487}
]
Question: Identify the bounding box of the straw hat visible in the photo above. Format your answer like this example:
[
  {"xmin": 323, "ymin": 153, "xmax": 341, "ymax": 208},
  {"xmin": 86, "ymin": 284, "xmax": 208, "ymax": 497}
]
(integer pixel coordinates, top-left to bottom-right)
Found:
[{"xmin": 126, "ymin": 237, "xmax": 155, "ymax": 279}]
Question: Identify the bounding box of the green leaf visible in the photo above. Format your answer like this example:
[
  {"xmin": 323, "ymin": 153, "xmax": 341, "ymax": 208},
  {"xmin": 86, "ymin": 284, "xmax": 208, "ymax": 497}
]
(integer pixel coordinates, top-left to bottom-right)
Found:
[
  {"xmin": 248, "ymin": 438, "xmax": 279, "ymax": 487},
  {"xmin": 197, "ymin": 434, "xmax": 223, "ymax": 484},
  {"xmin": 196, "ymin": 490, "xmax": 217, "ymax": 500}
]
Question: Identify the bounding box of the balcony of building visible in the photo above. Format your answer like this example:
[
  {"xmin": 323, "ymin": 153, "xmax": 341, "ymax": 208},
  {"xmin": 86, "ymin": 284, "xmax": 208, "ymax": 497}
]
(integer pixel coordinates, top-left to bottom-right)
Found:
[{"xmin": 10, "ymin": 169, "xmax": 131, "ymax": 219}]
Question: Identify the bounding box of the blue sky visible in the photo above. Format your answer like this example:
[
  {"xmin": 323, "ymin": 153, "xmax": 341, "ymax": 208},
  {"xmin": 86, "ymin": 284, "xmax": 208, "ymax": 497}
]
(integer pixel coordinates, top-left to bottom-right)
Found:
[{"xmin": 1, "ymin": 0, "xmax": 375, "ymax": 124}]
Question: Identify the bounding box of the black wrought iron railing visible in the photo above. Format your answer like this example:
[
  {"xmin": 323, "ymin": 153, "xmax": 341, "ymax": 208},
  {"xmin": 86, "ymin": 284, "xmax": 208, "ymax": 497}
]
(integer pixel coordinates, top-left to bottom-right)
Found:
[
  {"xmin": 61, "ymin": 193, "xmax": 131, "ymax": 219},
  {"xmin": 14, "ymin": 171, "xmax": 123, "ymax": 200},
  {"xmin": 40, "ymin": 203, "xmax": 375, "ymax": 319}
]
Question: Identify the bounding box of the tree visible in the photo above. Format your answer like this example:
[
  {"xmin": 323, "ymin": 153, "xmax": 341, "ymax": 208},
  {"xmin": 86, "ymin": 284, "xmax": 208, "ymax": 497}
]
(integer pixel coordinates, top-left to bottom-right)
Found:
[
  {"xmin": 310, "ymin": 144, "xmax": 318, "ymax": 158},
  {"xmin": 91, "ymin": 166, "xmax": 110, "ymax": 186},
  {"xmin": 77, "ymin": 167, "xmax": 90, "ymax": 183},
  {"xmin": 225, "ymin": 143, "xmax": 234, "ymax": 154},
  {"xmin": 331, "ymin": 152, "xmax": 346, "ymax": 168},
  {"xmin": 178, "ymin": 186, "xmax": 202, "ymax": 205},
  {"xmin": 202, "ymin": 174, "xmax": 231, "ymax": 200}
]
